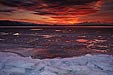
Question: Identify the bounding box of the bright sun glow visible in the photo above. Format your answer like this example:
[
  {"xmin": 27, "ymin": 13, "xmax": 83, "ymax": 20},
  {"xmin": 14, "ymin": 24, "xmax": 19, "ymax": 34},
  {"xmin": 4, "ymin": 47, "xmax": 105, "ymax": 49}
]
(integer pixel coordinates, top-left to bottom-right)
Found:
[{"xmin": 68, "ymin": 19, "xmax": 78, "ymax": 24}]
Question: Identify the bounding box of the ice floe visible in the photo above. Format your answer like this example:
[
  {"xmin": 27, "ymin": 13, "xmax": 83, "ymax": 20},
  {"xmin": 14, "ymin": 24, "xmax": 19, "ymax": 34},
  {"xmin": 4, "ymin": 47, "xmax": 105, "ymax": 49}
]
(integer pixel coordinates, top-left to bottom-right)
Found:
[
  {"xmin": 0, "ymin": 52, "xmax": 113, "ymax": 75},
  {"xmin": 13, "ymin": 33, "xmax": 20, "ymax": 36}
]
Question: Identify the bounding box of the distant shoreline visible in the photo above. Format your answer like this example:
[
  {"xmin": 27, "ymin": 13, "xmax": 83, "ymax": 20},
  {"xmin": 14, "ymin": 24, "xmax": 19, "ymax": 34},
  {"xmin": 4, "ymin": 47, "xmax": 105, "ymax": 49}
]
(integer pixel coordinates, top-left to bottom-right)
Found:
[{"xmin": 0, "ymin": 26, "xmax": 113, "ymax": 28}]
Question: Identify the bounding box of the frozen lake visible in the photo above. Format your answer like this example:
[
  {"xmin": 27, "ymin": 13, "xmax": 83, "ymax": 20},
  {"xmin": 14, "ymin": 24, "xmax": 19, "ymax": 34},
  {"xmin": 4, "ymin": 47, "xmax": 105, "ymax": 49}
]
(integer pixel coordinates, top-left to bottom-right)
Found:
[{"xmin": 0, "ymin": 28, "xmax": 113, "ymax": 58}]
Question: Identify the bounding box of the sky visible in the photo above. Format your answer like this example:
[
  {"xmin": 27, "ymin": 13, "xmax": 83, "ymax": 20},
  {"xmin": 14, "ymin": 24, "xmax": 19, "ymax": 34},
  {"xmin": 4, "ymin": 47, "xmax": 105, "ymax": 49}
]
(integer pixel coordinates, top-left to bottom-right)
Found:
[{"xmin": 0, "ymin": 0, "xmax": 113, "ymax": 25}]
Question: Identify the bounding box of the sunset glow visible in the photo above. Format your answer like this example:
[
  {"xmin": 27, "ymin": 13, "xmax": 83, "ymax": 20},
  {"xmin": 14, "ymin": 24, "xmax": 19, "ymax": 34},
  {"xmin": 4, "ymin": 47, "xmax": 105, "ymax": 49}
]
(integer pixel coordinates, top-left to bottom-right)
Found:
[{"xmin": 0, "ymin": 0, "xmax": 113, "ymax": 25}]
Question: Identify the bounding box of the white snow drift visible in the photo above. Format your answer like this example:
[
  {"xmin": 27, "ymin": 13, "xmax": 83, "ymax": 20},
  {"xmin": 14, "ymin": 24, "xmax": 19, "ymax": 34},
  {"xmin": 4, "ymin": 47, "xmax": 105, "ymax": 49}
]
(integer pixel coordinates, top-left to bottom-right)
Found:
[{"xmin": 0, "ymin": 52, "xmax": 113, "ymax": 75}]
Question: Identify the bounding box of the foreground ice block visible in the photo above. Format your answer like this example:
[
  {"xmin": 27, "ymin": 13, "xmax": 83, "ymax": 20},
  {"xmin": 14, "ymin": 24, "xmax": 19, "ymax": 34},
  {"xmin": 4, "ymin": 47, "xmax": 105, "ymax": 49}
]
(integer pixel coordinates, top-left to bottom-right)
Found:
[{"xmin": 0, "ymin": 52, "xmax": 113, "ymax": 75}]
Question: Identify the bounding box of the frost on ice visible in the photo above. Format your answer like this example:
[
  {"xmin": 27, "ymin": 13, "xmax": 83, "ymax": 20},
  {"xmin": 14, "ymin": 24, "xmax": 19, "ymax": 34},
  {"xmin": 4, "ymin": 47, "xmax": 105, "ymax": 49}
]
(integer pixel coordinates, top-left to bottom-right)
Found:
[{"xmin": 0, "ymin": 52, "xmax": 113, "ymax": 75}]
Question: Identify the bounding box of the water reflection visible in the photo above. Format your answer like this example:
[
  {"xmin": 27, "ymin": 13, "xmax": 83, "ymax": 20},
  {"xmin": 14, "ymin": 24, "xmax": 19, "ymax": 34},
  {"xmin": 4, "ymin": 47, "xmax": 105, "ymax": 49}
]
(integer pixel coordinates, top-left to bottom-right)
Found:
[
  {"xmin": 30, "ymin": 29, "xmax": 43, "ymax": 31},
  {"xmin": 77, "ymin": 36, "xmax": 86, "ymax": 38},
  {"xmin": 76, "ymin": 39, "xmax": 88, "ymax": 43},
  {"xmin": 0, "ymin": 32, "xmax": 9, "ymax": 35},
  {"xmin": 0, "ymin": 28, "xmax": 113, "ymax": 58},
  {"xmin": 55, "ymin": 30, "xmax": 62, "ymax": 32},
  {"xmin": 40, "ymin": 34, "xmax": 55, "ymax": 38},
  {"xmin": 0, "ymin": 38, "xmax": 5, "ymax": 40}
]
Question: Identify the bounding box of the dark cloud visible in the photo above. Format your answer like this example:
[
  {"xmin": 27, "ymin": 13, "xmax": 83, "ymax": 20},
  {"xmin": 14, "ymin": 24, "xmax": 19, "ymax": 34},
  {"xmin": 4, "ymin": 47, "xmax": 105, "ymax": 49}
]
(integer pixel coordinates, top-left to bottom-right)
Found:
[
  {"xmin": 0, "ymin": 10, "xmax": 14, "ymax": 12},
  {"xmin": 32, "ymin": 0, "xmax": 100, "ymax": 16},
  {"xmin": 43, "ymin": 0, "xmax": 99, "ymax": 6},
  {"xmin": 0, "ymin": 0, "xmax": 23, "ymax": 6},
  {"xmin": 0, "ymin": 5, "xmax": 16, "ymax": 13},
  {"xmin": 0, "ymin": 0, "xmax": 100, "ymax": 7},
  {"xmin": 0, "ymin": 0, "xmax": 38, "ymax": 7},
  {"xmin": 101, "ymin": 0, "xmax": 113, "ymax": 10},
  {"xmin": 33, "ymin": 11, "xmax": 59, "ymax": 15},
  {"xmin": 0, "ymin": 0, "xmax": 100, "ymax": 10}
]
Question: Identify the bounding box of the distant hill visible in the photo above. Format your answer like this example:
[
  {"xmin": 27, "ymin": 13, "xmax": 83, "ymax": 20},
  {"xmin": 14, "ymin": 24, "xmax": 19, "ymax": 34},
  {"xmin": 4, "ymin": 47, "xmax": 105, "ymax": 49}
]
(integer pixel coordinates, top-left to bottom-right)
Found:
[
  {"xmin": 0, "ymin": 20, "xmax": 34, "ymax": 26},
  {"xmin": 0, "ymin": 20, "xmax": 46, "ymax": 26},
  {"xmin": 75, "ymin": 22, "xmax": 113, "ymax": 26}
]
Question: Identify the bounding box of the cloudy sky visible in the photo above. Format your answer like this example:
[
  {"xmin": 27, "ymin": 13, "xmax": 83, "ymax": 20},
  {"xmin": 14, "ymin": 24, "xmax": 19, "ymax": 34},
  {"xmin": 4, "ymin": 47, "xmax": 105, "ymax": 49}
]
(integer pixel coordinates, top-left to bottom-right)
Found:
[{"xmin": 0, "ymin": 0, "xmax": 113, "ymax": 25}]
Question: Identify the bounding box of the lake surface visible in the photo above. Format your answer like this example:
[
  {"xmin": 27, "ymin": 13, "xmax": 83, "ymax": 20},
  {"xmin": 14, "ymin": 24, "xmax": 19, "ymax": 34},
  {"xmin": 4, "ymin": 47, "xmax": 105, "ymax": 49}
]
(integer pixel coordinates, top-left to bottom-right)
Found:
[{"xmin": 0, "ymin": 27, "xmax": 113, "ymax": 59}]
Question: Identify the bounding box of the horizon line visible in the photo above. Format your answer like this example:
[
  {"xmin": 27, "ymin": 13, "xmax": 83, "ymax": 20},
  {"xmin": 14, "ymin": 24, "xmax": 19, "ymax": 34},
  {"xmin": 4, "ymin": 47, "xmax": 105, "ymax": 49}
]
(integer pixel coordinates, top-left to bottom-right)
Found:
[{"xmin": 0, "ymin": 26, "xmax": 113, "ymax": 28}]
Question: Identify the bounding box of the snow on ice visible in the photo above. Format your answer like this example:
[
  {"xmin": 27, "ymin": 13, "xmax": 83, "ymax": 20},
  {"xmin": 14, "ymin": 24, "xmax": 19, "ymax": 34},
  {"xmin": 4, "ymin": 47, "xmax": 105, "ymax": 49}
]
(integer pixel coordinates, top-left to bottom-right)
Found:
[{"xmin": 0, "ymin": 52, "xmax": 113, "ymax": 75}]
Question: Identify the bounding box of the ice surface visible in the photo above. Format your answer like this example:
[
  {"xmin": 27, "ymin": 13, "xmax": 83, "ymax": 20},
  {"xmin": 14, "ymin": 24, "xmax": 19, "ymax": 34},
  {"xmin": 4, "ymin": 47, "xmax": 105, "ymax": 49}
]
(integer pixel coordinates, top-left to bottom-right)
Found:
[{"xmin": 0, "ymin": 52, "xmax": 113, "ymax": 75}]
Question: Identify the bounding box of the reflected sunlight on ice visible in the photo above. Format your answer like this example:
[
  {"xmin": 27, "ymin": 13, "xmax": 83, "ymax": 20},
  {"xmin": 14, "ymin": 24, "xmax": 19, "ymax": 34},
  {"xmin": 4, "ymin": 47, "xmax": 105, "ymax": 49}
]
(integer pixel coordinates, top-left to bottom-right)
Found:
[
  {"xmin": 55, "ymin": 30, "xmax": 62, "ymax": 32},
  {"xmin": 0, "ymin": 38, "xmax": 5, "ymax": 40},
  {"xmin": 13, "ymin": 33, "xmax": 20, "ymax": 36},
  {"xmin": 76, "ymin": 39, "xmax": 88, "ymax": 43},
  {"xmin": 77, "ymin": 36, "xmax": 87, "ymax": 38},
  {"xmin": 41, "ymin": 35, "xmax": 56, "ymax": 38},
  {"xmin": 0, "ymin": 32, "xmax": 9, "ymax": 35},
  {"xmin": 30, "ymin": 29, "xmax": 43, "ymax": 31}
]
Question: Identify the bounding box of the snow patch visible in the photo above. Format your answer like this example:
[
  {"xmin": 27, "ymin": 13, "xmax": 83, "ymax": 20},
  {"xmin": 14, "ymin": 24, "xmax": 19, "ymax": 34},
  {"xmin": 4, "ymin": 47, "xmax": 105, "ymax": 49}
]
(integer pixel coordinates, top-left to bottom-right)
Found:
[{"xmin": 0, "ymin": 52, "xmax": 113, "ymax": 75}]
